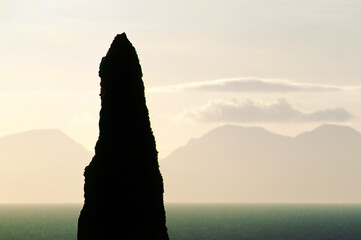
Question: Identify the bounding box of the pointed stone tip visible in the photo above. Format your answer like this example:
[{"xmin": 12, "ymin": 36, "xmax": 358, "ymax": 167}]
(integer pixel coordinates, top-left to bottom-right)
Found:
[
  {"xmin": 112, "ymin": 33, "xmax": 128, "ymax": 44},
  {"xmin": 115, "ymin": 32, "xmax": 127, "ymax": 39},
  {"xmin": 99, "ymin": 32, "xmax": 142, "ymax": 80},
  {"xmin": 105, "ymin": 33, "xmax": 132, "ymax": 57}
]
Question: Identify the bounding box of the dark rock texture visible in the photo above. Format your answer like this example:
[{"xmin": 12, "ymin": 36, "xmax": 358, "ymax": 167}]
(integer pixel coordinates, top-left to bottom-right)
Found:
[{"xmin": 78, "ymin": 33, "xmax": 169, "ymax": 240}]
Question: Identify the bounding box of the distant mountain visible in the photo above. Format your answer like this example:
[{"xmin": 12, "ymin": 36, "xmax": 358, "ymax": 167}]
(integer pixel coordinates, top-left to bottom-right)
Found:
[
  {"xmin": 160, "ymin": 124, "xmax": 361, "ymax": 203},
  {"xmin": 0, "ymin": 129, "xmax": 92, "ymax": 203}
]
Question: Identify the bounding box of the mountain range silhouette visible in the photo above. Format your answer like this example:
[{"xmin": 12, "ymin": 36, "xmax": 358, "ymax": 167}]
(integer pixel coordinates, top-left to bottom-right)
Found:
[
  {"xmin": 0, "ymin": 129, "xmax": 91, "ymax": 203},
  {"xmin": 1, "ymin": 124, "xmax": 359, "ymax": 204},
  {"xmin": 161, "ymin": 124, "xmax": 361, "ymax": 203}
]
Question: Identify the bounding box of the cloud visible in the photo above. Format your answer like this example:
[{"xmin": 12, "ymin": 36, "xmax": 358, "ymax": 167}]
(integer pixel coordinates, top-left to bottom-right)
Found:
[
  {"xmin": 181, "ymin": 99, "xmax": 355, "ymax": 123},
  {"xmin": 148, "ymin": 77, "xmax": 361, "ymax": 93}
]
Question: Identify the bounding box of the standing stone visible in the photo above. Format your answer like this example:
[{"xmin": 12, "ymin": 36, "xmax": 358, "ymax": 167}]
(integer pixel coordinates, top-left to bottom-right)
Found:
[{"xmin": 78, "ymin": 33, "xmax": 169, "ymax": 240}]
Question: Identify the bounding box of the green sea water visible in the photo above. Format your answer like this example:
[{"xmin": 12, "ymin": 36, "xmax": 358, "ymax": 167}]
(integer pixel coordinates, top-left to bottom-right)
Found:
[{"xmin": 0, "ymin": 204, "xmax": 360, "ymax": 240}]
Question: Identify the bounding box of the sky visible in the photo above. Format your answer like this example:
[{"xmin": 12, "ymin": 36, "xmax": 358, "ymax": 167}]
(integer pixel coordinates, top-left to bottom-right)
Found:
[{"xmin": 1, "ymin": 0, "xmax": 361, "ymax": 158}]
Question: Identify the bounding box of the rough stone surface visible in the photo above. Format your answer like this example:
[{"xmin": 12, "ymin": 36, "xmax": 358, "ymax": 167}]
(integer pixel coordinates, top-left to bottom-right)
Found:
[{"xmin": 78, "ymin": 33, "xmax": 169, "ymax": 240}]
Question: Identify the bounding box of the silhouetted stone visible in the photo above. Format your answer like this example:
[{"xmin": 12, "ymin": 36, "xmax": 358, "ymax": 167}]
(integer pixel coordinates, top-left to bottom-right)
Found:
[{"xmin": 78, "ymin": 33, "xmax": 169, "ymax": 240}]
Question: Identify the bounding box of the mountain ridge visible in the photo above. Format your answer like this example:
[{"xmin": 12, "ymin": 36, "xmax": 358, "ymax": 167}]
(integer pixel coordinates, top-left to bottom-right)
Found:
[
  {"xmin": 1, "ymin": 124, "xmax": 360, "ymax": 203},
  {"xmin": 161, "ymin": 124, "xmax": 361, "ymax": 203},
  {"xmin": 0, "ymin": 128, "xmax": 91, "ymax": 152},
  {"xmin": 163, "ymin": 124, "xmax": 358, "ymax": 160},
  {"xmin": 0, "ymin": 129, "xmax": 92, "ymax": 203}
]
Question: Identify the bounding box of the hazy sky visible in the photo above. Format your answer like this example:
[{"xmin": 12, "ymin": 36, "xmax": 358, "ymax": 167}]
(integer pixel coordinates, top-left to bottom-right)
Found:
[{"xmin": 1, "ymin": 0, "xmax": 360, "ymax": 157}]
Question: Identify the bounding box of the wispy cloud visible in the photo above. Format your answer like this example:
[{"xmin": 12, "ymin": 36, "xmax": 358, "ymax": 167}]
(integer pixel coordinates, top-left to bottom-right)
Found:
[
  {"xmin": 180, "ymin": 99, "xmax": 355, "ymax": 123},
  {"xmin": 148, "ymin": 77, "xmax": 361, "ymax": 93}
]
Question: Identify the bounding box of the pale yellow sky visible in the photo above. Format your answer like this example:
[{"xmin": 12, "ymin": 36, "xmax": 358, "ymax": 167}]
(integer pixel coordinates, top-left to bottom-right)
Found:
[{"xmin": 0, "ymin": 0, "xmax": 360, "ymax": 159}]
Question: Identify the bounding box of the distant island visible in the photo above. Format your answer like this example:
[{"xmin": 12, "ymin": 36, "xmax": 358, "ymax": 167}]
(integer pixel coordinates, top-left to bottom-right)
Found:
[
  {"xmin": 161, "ymin": 124, "xmax": 361, "ymax": 203},
  {"xmin": 0, "ymin": 124, "xmax": 360, "ymax": 204},
  {"xmin": 0, "ymin": 129, "xmax": 91, "ymax": 203}
]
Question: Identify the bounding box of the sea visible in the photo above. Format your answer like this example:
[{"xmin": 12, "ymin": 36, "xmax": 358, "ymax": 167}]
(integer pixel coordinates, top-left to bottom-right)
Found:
[{"xmin": 0, "ymin": 204, "xmax": 360, "ymax": 240}]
